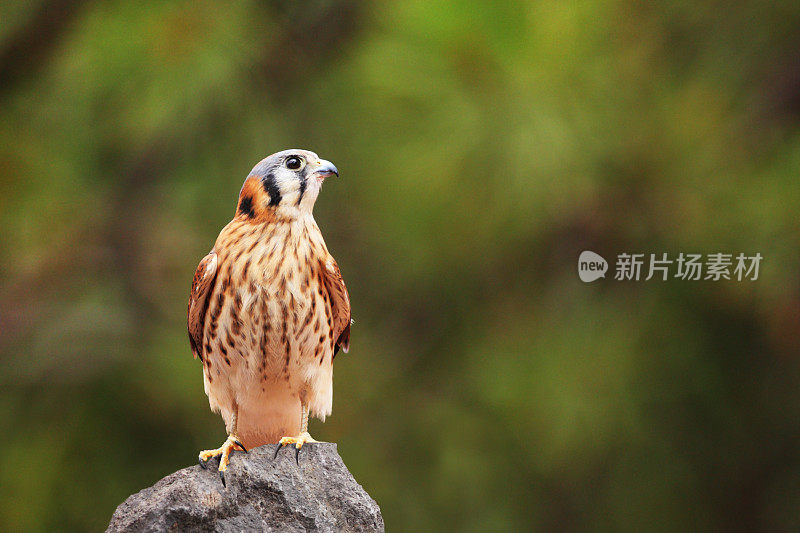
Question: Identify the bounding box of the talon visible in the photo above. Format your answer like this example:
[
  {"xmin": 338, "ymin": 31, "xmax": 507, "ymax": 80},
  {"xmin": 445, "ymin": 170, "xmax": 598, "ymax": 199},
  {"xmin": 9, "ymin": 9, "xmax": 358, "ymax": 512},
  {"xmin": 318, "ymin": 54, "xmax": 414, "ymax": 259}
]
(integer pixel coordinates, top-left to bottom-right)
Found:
[
  {"xmin": 275, "ymin": 432, "xmax": 317, "ymax": 464},
  {"xmin": 273, "ymin": 444, "xmax": 282, "ymax": 460},
  {"xmin": 198, "ymin": 434, "xmax": 242, "ymax": 486}
]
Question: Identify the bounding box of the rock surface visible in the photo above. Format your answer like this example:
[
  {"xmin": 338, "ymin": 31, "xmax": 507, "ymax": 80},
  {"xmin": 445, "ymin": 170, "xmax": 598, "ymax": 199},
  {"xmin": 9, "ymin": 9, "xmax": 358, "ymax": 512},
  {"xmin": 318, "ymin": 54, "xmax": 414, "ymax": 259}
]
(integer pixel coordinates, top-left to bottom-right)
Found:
[{"xmin": 106, "ymin": 443, "xmax": 383, "ymax": 532}]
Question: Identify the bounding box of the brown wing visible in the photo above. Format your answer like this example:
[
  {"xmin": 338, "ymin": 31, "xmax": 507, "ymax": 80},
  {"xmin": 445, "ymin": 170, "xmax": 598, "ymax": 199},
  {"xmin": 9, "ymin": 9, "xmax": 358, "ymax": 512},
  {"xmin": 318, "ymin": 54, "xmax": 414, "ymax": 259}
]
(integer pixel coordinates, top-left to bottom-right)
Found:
[
  {"xmin": 321, "ymin": 257, "xmax": 351, "ymax": 357},
  {"xmin": 187, "ymin": 251, "xmax": 218, "ymax": 362}
]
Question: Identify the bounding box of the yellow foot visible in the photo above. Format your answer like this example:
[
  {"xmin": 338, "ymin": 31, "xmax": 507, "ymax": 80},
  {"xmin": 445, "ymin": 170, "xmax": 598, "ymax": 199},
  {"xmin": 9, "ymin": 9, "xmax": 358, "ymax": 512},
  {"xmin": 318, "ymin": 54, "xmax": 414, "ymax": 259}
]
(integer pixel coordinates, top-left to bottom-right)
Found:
[
  {"xmin": 198, "ymin": 435, "xmax": 247, "ymax": 486},
  {"xmin": 274, "ymin": 432, "xmax": 318, "ymax": 463}
]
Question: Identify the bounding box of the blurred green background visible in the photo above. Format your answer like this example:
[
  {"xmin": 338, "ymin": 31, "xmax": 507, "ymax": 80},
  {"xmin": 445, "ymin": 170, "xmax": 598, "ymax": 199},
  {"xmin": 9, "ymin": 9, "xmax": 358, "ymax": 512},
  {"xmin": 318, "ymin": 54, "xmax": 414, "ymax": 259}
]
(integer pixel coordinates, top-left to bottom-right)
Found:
[{"xmin": 2, "ymin": 1, "xmax": 800, "ymax": 531}]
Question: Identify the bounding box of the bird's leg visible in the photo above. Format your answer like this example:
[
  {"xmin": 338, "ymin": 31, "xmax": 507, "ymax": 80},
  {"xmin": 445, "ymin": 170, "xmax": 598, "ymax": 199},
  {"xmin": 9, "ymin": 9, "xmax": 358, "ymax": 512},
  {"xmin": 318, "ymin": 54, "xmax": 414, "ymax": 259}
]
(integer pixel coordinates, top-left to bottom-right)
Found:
[
  {"xmin": 276, "ymin": 402, "xmax": 317, "ymax": 461},
  {"xmin": 198, "ymin": 403, "xmax": 247, "ymax": 486}
]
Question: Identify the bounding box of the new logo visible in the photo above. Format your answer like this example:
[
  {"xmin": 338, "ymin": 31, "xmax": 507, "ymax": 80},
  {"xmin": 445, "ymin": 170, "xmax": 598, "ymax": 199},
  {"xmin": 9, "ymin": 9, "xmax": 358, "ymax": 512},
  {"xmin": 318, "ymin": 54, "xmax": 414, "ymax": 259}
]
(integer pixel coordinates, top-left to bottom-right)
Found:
[{"xmin": 578, "ymin": 250, "xmax": 608, "ymax": 282}]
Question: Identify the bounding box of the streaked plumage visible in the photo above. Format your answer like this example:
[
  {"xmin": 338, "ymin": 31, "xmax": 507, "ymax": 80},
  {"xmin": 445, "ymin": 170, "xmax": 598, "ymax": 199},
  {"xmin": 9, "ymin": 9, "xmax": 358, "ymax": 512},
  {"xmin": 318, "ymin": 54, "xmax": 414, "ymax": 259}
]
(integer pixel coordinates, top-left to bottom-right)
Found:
[{"xmin": 188, "ymin": 149, "xmax": 350, "ymax": 480}]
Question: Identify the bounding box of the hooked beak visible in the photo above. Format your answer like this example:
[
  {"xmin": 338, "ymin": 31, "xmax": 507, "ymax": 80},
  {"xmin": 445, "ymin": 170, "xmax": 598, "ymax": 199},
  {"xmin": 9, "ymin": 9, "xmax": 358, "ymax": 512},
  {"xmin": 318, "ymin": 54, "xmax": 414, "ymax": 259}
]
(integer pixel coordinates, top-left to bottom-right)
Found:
[{"xmin": 313, "ymin": 160, "xmax": 339, "ymax": 179}]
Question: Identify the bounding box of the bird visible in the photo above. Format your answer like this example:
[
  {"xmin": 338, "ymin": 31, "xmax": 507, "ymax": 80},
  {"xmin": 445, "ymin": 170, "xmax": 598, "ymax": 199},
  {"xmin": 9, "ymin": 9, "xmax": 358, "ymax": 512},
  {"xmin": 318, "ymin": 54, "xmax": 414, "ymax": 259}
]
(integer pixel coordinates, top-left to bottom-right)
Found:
[{"xmin": 187, "ymin": 149, "xmax": 351, "ymax": 483}]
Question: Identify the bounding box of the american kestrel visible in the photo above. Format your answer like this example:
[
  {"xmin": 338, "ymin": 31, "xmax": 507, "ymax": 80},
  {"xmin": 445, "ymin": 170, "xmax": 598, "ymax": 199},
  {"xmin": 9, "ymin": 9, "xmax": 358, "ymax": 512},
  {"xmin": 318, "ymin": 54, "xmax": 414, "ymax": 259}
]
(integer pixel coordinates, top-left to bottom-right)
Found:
[{"xmin": 188, "ymin": 149, "xmax": 351, "ymax": 484}]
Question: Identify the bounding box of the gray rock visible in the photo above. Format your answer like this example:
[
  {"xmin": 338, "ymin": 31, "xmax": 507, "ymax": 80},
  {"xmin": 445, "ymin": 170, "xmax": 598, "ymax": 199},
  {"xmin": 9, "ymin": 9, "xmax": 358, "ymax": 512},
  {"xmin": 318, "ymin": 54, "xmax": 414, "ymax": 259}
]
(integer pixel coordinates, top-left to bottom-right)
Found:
[{"xmin": 107, "ymin": 443, "xmax": 384, "ymax": 533}]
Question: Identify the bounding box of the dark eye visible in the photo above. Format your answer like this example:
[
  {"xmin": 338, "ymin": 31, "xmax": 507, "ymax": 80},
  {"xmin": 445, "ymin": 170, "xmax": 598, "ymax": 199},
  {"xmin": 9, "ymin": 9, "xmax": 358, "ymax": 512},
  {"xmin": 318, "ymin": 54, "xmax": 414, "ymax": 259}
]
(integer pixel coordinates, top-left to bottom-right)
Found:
[{"xmin": 286, "ymin": 156, "xmax": 303, "ymax": 170}]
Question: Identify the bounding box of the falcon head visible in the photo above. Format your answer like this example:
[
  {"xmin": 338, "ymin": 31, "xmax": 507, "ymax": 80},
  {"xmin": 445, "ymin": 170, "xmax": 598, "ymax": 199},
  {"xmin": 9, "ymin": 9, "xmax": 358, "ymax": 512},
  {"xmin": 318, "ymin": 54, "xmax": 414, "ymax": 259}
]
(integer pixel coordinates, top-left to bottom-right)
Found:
[{"xmin": 236, "ymin": 149, "xmax": 338, "ymax": 220}]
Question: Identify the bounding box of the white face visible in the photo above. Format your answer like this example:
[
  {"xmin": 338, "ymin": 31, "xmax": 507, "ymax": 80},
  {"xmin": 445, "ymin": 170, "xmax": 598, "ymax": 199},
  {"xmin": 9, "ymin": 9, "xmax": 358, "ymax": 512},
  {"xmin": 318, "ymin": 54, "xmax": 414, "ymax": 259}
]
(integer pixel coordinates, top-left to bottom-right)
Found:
[{"xmin": 248, "ymin": 149, "xmax": 338, "ymax": 213}]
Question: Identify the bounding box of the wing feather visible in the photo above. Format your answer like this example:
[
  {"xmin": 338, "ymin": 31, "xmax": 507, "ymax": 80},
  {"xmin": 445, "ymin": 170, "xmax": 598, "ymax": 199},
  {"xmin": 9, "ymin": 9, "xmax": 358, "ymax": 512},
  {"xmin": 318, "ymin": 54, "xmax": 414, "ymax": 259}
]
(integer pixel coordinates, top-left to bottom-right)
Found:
[
  {"xmin": 321, "ymin": 257, "xmax": 351, "ymax": 357},
  {"xmin": 187, "ymin": 251, "xmax": 218, "ymax": 361}
]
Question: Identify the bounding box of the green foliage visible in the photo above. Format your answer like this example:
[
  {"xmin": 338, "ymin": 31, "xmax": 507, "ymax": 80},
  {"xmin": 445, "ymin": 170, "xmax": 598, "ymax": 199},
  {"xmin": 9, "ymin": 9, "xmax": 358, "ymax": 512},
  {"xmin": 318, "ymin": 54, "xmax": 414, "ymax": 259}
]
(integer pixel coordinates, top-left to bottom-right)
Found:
[{"xmin": 2, "ymin": 1, "xmax": 800, "ymax": 531}]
